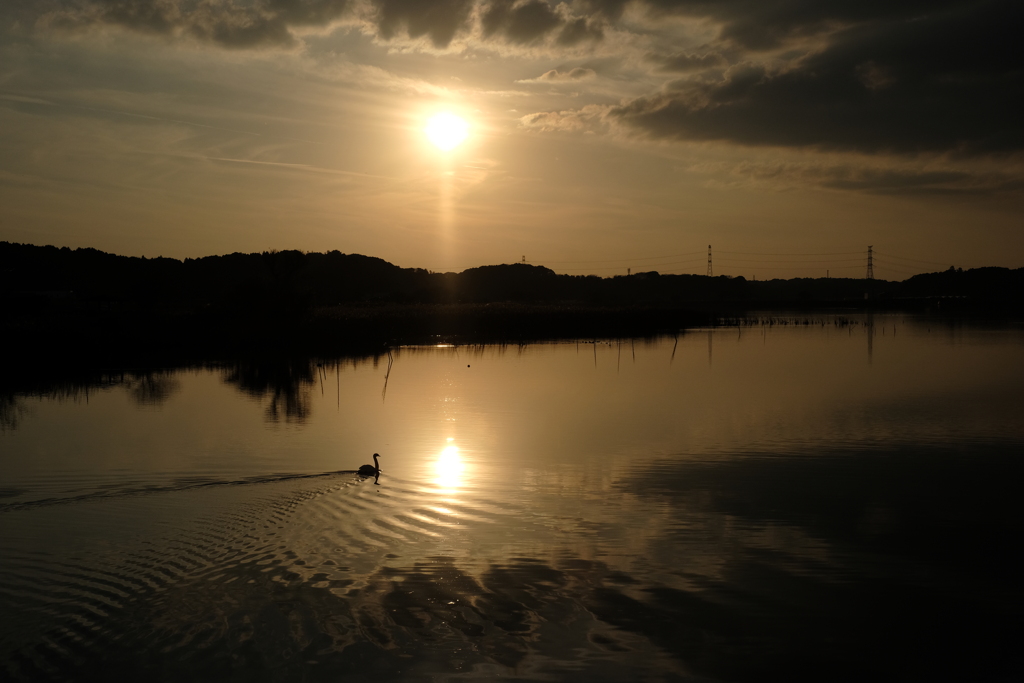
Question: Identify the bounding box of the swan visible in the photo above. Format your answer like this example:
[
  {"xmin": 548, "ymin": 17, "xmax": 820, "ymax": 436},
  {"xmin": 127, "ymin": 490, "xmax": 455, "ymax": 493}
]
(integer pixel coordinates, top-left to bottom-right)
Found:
[{"xmin": 358, "ymin": 453, "xmax": 382, "ymax": 477}]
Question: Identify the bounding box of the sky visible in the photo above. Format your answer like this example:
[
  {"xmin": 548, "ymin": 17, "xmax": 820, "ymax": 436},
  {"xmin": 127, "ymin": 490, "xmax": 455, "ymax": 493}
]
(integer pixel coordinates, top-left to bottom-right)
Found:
[{"xmin": 0, "ymin": 0, "xmax": 1021, "ymax": 279}]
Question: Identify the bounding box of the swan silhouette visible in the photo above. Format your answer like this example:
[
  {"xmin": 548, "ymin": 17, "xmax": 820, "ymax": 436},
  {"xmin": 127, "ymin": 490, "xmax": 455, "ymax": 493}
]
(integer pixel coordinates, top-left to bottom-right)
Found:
[{"xmin": 358, "ymin": 453, "xmax": 381, "ymax": 477}]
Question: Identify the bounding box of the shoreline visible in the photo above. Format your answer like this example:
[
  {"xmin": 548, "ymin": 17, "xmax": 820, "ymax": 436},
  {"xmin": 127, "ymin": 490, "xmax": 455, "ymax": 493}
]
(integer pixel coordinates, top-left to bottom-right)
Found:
[{"xmin": 5, "ymin": 300, "xmax": 1022, "ymax": 367}]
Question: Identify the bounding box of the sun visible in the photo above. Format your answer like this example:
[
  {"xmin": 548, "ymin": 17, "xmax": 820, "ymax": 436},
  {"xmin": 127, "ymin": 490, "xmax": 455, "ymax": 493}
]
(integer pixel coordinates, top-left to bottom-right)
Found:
[{"xmin": 424, "ymin": 112, "xmax": 469, "ymax": 151}]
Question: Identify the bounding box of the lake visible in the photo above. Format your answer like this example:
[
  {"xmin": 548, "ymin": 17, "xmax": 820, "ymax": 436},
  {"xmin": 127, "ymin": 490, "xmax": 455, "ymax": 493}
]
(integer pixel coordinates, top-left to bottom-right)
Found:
[{"xmin": 2, "ymin": 314, "xmax": 1023, "ymax": 682}]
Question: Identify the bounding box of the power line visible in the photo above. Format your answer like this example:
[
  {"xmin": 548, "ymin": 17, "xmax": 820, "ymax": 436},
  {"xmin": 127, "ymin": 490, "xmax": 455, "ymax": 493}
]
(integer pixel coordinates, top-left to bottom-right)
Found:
[
  {"xmin": 871, "ymin": 258, "xmax": 929, "ymax": 276},
  {"xmin": 873, "ymin": 251, "xmax": 957, "ymax": 267},
  {"xmin": 542, "ymin": 251, "xmax": 704, "ymax": 265},
  {"xmin": 717, "ymin": 250, "xmax": 863, "ymax": 256},
  {"xmin": 720, "ymin": 264, "xmax": 863, "ymax": 271},
  {"xmin": 567, "ymin": 264, "xmax": 862, "ymax": 273},
  {"xmin": 716, "ymin": 257, "xmax": 864, "ymax": 264},
  {"xmin": 556, "ymin": 258, "xmax": 705, "ymax": 273}
]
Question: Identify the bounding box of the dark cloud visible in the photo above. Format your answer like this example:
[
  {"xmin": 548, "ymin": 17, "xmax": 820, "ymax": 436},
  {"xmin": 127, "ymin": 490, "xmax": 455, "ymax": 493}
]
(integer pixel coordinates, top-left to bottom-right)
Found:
[
  {"xmin": 576, "ymin": 0, "xmax": 628, "ymax": 22},
  {"xmin": 593, "ymin": 0, "xmax": 972, "ymax": 50},
  {"xmin": 268, "ymin": 0, "xmax": 349, "ymax": 25},
  {"xmin": 35, "ymin": 0, "xmax": 176, "ymax": 38},
  {"xmin": 188, "ymin": 5, "xmax": 298, "ymax": 48},
  {"xmin": 611, "ymin": 0, "xmax": 1024, "ymax": 155},
  {"xmin": 30, "ymin": 0, "xmax": 352, "ymax": 48},
  {"xmin": 724, "ymin": 161, "xmax": 1024, "ymax": 196},
  {"xmin": 481, "ymin": 0, "xmax": 562, "ymax": 44},
  {"xmin": 646, "ymin": 51, "xmax": 725, "ymax": 73},
  {"xmin": 556, "ymin": 17, "xmax": 602, "ymax": 46},
  {"xmin": 373, "ymin": 0, "xmax": 474, "ymax": 47},
  {"xmin": 22, "ymin": 0, "xmax": 573, "ymax": 49}
]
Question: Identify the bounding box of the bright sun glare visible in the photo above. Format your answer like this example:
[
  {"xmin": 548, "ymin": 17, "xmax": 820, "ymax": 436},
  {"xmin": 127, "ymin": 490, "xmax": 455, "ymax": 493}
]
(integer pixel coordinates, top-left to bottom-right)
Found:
[
  {"xmin": 424, "ymin": 113, "xmax": 469, "ymax": 151},
  {"xmin": 433, "ymin": 442, "xmax": 465, "ymax": 489}
]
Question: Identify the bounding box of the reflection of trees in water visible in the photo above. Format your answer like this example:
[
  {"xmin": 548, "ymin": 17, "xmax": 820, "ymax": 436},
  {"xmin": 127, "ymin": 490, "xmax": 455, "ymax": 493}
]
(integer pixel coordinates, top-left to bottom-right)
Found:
[
  {"xmin": 0, "ymin": 394, "xmax": 27, "ymax": 431},
  {"xmin": 126, "ymin": 373, "xmax": 181, "ymax": 406},
  {"xmin": 1, "ymin": 356, "xmax": 374, "ymax": 429},
  {"xmin": 4, "ymin": 351, "xmax": 398, "ymax": 428},
  {"xmin": 0, "ymin": 378, "xmax": 108, "ymax": 432},
  {"xmin": 222, "ymin": 360, "xmax": 316, "ymax": 423},
  {"xmin": 0, "ymin": 370, "xmax": 183, "ymax": 431}
]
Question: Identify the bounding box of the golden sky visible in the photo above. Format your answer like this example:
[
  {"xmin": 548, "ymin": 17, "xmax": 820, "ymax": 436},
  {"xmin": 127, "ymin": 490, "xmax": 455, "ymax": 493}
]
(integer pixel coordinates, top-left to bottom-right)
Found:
[{"xmin": 1, "ymin": 0, "xmax": 1021, "ymax": 278}]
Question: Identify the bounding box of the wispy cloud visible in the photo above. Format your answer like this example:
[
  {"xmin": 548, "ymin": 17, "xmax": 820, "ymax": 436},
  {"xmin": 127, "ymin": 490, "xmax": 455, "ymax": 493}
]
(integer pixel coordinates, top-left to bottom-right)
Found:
[
  {"xmin": 201, "ymin": 156, "xmax": 385, "ymax": 178},
  {"xmin": 687, "ymin": 156, "xmax": 1024, "ymax": 196},
  {"xmin": 516, "ymin": 67, "xmax": 596, "ymax": 83},
  {"xmin": 519, "ymin": 104, "xmax": 610, "ymax": 133}
]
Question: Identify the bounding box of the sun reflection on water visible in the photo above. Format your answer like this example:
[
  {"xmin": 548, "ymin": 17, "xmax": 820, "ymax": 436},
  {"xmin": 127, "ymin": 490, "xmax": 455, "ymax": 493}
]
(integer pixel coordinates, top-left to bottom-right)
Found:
[{"xmin": 432, "ymin": 439, "xmax": 466, "ymax": 492}]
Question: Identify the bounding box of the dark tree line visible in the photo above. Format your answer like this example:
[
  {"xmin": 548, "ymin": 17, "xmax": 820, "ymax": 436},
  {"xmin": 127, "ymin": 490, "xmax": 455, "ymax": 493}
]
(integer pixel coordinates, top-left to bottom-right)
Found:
[
  {"xmin": 2, "ymin": 242, "xmax": 1021, "ymax": 364},
  {"xmin": 6, "ymin": 241, "xmax": 1019, "ymax": 311}
]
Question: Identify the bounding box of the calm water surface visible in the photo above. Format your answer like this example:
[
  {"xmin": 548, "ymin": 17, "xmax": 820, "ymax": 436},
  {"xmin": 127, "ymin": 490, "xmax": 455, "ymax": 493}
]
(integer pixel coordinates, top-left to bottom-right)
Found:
[{"xmin": 2, "ymin": 315, "xmax": 1023, "ymax": 682}]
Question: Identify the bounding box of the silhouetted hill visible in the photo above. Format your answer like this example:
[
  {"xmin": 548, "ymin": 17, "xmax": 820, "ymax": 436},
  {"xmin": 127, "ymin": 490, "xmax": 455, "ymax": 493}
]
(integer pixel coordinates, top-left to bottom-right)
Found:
[
  {"xmin": 2, "ymin": 241, "xmax": 1021, "ymax": 363},
  {"xmin": 453, "ymin": 263, "xmax": 560, "ymax": 303},
  {"xmin": 899, "ymin": 266, "xmax": 1024, "ymax": 302}
]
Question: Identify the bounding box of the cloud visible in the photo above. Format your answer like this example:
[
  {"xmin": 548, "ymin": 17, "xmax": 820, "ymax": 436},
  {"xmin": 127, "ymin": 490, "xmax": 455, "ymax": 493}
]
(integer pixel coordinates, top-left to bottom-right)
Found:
[
  {"xmin": 480, "ymin": 0, "xmax": 562, "ymax": 45},
  {"xmin": 16, "ymin": 0, "xmax": 600, "ymax": 50},
  {"xmin": 646, "ymin": 51, "xmax": 725, "ymax": 73},
  {"xmin": 689, "ymin": 158, "xmax": 1024, "ymax": 196},
  {"xmin": 556, "ymin": 17, "xmax": 603, "ymax": 46},
  {"xmin": 33, "ymin": 0, "xmax": 352, "ymax": 48},
  {"xmin": 517, "ymin": 67, "xmax": 596, "ymax": 83},
  {"xmin": 589, "ymin": 0, "xmax": 976, "ymax": 51},
  {"xmin": 372, "ymin": 0, "xmax": 474, "ymax": 47},
  {"xmin": 607, "ymin": 0, "xmax": 1024, "ymax": 156},
  {"xmin": 575, "ymin": 0, "xmax": 629, "ymax": 23},
  {"xmin": 519, "ymin": 104, "xmax": 609, "ymax": 132},
  {"xmin": 11, "ymin": 0, "xmax": 1024, "ymax": 165},
  {"xmin": 12, "ymin": 0, "xmax": 1016, "ymax": 60},
  {"xmin": 816, "ymin": 168, "xmax": 1010, "ymax": 195}
]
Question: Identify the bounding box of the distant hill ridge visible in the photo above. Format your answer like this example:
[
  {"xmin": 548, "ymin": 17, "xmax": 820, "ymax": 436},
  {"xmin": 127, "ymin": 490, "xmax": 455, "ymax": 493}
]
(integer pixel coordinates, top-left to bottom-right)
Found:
[{"xmin": 3, "ymin": 241, "xmax": 1021, "ymax": 310}]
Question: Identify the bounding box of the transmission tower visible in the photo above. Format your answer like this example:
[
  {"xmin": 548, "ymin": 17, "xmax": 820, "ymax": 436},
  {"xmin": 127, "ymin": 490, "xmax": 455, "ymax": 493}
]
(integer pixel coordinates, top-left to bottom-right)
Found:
[
  {"xmin": 706, "ymin": 245, "xmax": 713, "ymax": 277},
  {"xmin": 866, "ymin": 246, "xmax": 874, "ymax": 280}
]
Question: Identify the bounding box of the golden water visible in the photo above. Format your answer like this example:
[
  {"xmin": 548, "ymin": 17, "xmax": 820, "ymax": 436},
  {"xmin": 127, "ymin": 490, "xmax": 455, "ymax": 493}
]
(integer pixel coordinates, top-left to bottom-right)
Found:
[{"xmin": 2, "ymin": 316, "xmax": 1023, "ymax": 681}]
